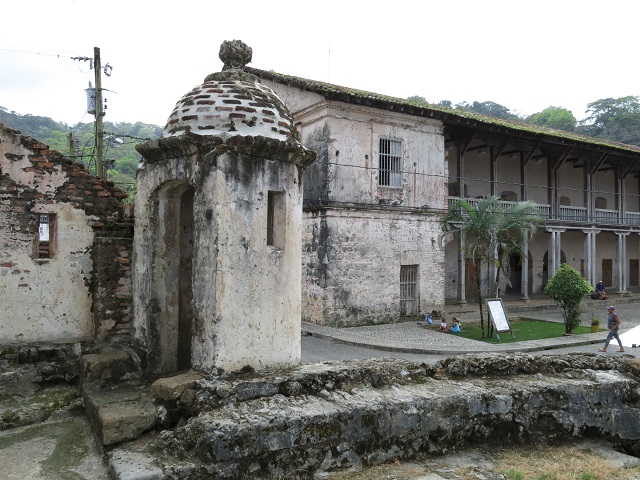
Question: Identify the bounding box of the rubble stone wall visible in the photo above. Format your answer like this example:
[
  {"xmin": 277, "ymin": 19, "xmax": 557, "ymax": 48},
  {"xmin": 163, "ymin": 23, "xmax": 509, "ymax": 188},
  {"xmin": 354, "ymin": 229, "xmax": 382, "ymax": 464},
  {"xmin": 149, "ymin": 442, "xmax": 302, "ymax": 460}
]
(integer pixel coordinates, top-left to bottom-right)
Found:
[{"xmin": 152, "ymin": 354, "xmax": 640, "ymax": 479}]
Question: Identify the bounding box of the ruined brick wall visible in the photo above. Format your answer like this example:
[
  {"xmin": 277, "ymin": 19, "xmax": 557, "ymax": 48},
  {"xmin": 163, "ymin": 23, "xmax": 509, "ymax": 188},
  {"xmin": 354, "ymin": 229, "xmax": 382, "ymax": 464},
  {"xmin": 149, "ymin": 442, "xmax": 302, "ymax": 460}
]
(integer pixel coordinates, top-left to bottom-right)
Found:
[
  {"xmin": 92, "ymin": 224, "xmax": 134, "ymax": 344},
  {"xmin": 0, "ymin": 123, "xmax": 132, "ymax": 346}
]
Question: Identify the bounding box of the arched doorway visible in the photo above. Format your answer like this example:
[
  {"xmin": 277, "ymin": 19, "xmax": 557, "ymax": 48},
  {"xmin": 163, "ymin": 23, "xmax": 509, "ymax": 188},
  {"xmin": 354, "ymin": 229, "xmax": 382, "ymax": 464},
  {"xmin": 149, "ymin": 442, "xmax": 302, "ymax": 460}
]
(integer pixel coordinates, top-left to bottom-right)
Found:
[{"xmin": 156, "ymin": 181, "xmax": 195, "ymax": 372}]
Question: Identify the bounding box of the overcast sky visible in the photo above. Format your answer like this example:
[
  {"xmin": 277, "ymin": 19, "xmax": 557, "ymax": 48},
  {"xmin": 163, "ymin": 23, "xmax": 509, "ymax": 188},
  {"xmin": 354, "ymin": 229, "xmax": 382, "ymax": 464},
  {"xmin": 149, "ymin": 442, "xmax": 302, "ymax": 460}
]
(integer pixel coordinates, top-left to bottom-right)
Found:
[{"xmin": 1, "ymin": 0, "xmax": 638, "ymax": 128}]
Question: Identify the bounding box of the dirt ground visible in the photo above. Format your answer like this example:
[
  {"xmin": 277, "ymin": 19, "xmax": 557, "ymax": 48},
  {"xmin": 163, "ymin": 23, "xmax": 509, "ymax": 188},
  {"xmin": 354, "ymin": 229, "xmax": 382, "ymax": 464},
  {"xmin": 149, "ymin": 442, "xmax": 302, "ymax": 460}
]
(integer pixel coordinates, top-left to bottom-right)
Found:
[{"xmin": 324, "ymin": 440, "xmax": 640, "ymax": 480}]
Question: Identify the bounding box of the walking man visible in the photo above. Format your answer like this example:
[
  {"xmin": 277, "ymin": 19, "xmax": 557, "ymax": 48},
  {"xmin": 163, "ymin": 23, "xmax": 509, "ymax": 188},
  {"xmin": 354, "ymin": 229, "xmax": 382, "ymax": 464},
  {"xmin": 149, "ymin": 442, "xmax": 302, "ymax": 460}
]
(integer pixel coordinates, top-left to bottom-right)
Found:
[{"xmin": 598, "ymin": 305, "xmax": 624, "ymax": 353}]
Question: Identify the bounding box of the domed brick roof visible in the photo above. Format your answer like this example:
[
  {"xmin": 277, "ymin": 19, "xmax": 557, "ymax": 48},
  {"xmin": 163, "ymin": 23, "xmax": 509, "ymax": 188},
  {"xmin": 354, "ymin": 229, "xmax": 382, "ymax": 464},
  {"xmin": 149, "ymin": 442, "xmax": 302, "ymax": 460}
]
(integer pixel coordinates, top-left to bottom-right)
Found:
[{"xmin": 162, "ymin": 40, "xmax": 298, "ymax": 142}]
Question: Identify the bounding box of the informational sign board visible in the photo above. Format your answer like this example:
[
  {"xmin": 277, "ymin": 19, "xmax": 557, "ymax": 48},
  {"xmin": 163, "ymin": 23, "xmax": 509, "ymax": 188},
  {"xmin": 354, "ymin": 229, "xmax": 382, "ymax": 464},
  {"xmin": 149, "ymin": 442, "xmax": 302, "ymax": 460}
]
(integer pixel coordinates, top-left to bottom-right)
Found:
[{"xmin": 486, "ymin": 298, "xmax": 515, "ymax": 341}]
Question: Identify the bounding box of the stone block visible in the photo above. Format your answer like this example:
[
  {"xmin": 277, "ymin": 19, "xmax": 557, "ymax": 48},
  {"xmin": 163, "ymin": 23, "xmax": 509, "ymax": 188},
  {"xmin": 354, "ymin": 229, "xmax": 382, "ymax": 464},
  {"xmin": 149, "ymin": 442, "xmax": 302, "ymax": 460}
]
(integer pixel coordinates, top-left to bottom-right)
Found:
[
  {"xmin": 81, "ymin": 348, "xmax": 135, "ymax": 384},
  {"xmin": 85, "ymin": 385, "xmax": 157, "ymax": 446},
  {"xmin": 151, "ymin": 371, "xmax": 204, "ymax": 402}
]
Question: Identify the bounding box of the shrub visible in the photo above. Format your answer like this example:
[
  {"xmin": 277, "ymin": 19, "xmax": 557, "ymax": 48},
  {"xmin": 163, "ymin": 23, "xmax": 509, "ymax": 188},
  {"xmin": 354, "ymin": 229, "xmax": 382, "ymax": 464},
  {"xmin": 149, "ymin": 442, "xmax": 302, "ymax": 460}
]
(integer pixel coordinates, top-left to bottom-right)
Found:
[{"xmin": 544, "ymin": 263, "xmax": 593, "ymax": 334}]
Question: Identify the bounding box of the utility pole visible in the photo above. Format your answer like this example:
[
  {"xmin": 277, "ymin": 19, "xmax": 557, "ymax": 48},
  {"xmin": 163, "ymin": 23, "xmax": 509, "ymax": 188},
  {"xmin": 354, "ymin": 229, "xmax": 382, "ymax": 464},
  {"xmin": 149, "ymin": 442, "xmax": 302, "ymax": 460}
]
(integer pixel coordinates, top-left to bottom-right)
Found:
[
  {"xmin": 94, "ymin": 47, "xmax": 105, "ymax": 179},
  {"xmin": 68, "ymin": 132, "xmax": 76, "ymax": 162}
]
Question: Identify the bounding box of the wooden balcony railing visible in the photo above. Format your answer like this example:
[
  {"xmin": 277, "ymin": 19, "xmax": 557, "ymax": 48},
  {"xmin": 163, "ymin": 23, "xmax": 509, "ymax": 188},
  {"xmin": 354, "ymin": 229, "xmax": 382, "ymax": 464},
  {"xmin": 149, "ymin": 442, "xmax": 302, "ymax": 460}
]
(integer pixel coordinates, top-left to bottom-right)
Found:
[{"xmin": 447, "ymin": 197, "xmax": 640, "ymax": 226}]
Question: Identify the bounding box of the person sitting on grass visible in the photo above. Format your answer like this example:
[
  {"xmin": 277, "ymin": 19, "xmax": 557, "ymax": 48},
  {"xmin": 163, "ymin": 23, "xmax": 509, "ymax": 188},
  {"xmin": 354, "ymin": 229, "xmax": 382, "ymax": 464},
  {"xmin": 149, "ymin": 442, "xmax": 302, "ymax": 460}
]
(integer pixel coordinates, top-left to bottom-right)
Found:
[
  {"xmin": 425, "ymin": 312, "xmax": 433, "ymax": 327},
  {"xmin": 450, "ymin": 318, "xmax": 461, "ymax": 333},
  {"xmin": 440, "ymin": 319, "xmax": 448, "ymax": 331}
]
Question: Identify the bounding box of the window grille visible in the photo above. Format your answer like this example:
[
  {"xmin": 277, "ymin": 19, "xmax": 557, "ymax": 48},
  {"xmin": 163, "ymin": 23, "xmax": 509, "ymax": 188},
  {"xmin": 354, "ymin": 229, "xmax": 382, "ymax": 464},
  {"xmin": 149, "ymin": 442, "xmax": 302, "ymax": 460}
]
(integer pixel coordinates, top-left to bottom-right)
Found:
[
  {"xmin": 400, "ymin": 265, "xmax": 418, "ymax": 316},
  {"xmin": 378, "ymin": 138, "xmax": 402, "ymax": 187}
]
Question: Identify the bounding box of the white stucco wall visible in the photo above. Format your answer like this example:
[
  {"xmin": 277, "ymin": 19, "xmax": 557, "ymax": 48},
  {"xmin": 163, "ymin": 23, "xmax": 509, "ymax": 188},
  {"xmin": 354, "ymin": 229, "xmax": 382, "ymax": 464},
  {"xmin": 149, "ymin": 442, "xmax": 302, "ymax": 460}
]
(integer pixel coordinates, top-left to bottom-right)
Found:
[{"xmin": 0, "ymin": 203, "xmax": 95, "ymax": 344}]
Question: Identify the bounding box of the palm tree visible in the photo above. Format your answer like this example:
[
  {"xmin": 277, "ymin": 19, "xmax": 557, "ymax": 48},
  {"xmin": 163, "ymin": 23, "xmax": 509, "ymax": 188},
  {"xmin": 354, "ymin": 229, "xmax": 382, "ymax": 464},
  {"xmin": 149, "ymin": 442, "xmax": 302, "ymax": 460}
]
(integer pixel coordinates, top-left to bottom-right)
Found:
[{"xmin": 440, "ymin": 196, "xmax": 544, "ymax": 337}]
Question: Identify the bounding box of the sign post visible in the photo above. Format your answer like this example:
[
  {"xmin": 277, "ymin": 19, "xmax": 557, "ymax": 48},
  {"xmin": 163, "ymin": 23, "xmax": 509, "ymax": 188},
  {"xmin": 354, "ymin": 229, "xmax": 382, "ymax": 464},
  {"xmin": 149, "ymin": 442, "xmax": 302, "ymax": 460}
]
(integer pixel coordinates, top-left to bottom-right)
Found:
[{"xmin": 486, "ymin": 298, "xmax": 515, "ymax": 342}]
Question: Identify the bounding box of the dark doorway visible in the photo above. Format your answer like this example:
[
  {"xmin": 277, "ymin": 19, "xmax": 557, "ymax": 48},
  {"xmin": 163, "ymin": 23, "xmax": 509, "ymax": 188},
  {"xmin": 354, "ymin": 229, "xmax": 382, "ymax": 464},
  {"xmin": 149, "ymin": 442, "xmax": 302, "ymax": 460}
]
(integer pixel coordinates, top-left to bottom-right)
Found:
[
  {"xmin": 506, "ymin": 252, "xmax": 533, "ymax": 296},
  {"xmin": 400, "ymin": 265, "xmax": 419, "ymax": 316},
  {"xmin": 156, "ymin": 181, "xmax": 195, "ymax": 374},
  {"xmin": 178, "ymin": 187, "xmax": 195, "ymax": 370},
  {"xmin": 602, "ymin": 259, "xmax": 613, "ymax": 290},
  {"xmin": 465, "ymin": 258, "xmax": 480, "ymax": 302},
  {"xmin": 630, "ymin": 259, "xmax": 639, "ymax": 288}
]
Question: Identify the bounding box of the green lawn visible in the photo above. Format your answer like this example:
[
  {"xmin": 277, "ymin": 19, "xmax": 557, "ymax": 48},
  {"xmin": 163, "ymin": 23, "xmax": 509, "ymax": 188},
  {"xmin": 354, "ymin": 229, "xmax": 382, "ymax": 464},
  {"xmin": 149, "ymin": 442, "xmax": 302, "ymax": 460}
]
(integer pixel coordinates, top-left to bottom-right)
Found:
[{"xmin": 451, "ymin": 318, "xmax": 598, "ymax": 344}]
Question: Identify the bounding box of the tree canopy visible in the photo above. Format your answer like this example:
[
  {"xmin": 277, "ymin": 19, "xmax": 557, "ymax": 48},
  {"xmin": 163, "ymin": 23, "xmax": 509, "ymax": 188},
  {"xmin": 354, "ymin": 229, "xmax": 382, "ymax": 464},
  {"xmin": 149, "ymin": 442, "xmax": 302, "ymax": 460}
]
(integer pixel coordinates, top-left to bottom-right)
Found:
[
  {"xmin": 528, "ymin": 106, "xmax": 577, "ymax": 132},
  {"xmin": 404, "ymin": 93, "xmax": 640, "ymax": 146},
  {"xmin": 578, "ymin": 96, "xmax": 640, "ymax": 145},
  {"xmin": 454, "ymin": 101, "xmax": 521, "ymax": 120}
]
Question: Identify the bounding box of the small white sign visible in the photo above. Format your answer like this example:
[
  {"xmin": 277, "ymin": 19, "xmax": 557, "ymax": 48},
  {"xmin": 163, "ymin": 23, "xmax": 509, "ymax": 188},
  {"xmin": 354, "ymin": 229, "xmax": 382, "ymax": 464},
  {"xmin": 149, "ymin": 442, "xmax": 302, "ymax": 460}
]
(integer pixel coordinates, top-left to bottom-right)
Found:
[{"xmin": 486, "ymin": 298, "xmax": 511, "ymax": 332}]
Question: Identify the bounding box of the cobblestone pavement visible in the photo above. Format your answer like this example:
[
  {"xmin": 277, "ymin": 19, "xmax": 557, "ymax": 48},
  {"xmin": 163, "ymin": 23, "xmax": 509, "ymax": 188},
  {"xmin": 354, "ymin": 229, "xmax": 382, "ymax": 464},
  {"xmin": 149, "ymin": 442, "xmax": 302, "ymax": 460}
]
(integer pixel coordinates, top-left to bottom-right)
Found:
[{"xmin": 302, "ymin": 295, "xmax": 640, "ymax": 356}]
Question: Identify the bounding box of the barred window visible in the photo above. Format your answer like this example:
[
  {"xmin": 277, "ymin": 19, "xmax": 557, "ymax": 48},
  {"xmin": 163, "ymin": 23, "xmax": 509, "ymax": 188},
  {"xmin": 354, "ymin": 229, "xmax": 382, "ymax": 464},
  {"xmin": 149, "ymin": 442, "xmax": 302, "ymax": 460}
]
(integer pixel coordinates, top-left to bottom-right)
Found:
[{"xmin": 378, "ymin": 138, "xmax": 402, "ymax": 187}]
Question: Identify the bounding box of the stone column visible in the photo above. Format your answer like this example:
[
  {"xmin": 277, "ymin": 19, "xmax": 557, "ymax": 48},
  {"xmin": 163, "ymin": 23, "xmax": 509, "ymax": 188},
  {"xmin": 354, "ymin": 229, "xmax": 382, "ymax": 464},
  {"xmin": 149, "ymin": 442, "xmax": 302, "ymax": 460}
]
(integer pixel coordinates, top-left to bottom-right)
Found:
[
  {"xmin": 616, "ymin": 231, "xmax": 630, "ymax": 294},
  {"xmin": 546, "ymin": 227, "xmax": 566, "ymax": 278},
  {"xmin": 582, "ymin": 228, "xmax": 600, "ymax": 287}
]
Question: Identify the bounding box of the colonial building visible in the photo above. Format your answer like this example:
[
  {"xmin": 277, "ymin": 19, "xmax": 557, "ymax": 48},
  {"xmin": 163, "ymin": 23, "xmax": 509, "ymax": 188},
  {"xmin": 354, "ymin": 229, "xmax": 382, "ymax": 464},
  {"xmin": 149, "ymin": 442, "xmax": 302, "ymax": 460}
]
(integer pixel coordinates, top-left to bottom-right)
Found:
[
  {"xmin": 247, "ymin": 67, "xmax": 640, "ymax": 322},
  {"xmin": 0, "ymin": 123, "xmax": 132, "ymax": 346}
]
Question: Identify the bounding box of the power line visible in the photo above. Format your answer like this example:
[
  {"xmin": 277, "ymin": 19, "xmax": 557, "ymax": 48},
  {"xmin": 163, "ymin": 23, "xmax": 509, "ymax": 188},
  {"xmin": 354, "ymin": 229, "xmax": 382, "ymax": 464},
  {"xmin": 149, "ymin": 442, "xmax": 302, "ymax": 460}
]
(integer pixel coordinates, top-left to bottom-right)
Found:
[{"xmin": 0, "ymin": 47, "xmax": 79, "ymax": 58}]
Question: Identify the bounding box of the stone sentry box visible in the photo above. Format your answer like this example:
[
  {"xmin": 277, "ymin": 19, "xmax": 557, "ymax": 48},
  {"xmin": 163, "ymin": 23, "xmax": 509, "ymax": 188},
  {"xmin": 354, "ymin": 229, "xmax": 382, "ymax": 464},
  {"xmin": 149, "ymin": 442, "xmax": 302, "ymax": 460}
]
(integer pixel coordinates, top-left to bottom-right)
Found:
[{"xmin": 133, "ymin": 41, "xmax": 315, "ymax": 375}]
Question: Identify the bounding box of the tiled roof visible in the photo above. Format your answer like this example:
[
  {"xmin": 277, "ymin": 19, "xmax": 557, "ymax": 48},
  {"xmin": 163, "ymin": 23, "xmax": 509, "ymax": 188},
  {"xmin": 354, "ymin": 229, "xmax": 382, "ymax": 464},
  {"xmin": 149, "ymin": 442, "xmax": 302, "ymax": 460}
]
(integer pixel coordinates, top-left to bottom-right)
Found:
[{"xmin": 246, "ymin": 67, "xmax": 640, "ymax": 157}]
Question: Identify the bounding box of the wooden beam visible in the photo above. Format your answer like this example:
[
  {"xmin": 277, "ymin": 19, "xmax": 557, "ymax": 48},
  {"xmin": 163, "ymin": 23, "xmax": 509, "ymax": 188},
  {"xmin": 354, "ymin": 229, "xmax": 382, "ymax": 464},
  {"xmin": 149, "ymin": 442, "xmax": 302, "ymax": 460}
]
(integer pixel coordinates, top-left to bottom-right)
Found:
[{"xmin": 588, "ymin": 152, "xmax": 609, "ymax": 175}]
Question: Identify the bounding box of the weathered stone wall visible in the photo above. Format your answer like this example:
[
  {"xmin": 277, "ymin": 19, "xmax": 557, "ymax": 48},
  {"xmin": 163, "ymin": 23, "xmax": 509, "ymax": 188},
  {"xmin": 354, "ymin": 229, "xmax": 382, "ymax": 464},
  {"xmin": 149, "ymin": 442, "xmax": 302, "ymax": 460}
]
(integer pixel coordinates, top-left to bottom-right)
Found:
[
  {"xmin": 149, "ymin": 354, "xmax": 640, "ymax": 479},
  {"xmin": 302, "ymin": 208, "xmax": 445, "ymax": 326},
  {"xmin": 134, "ymin": 135, "xmax": 313, "ymax": 374},
  {"xmin": 261, "ymin": 83, "xmax": 447, "ymax": 327},
  {"xmin": 0, "ymin": 123, "xmax": 131, "ymax": 346}
]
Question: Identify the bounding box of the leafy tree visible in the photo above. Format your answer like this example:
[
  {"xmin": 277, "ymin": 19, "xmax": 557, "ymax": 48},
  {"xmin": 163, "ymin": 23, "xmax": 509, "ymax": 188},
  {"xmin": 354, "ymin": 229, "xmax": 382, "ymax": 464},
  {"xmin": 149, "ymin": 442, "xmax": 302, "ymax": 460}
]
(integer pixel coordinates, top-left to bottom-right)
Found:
[
  {"xmin": 407, "ymin": 95, "xmax": 427, "ymax": 104},
  {"xmin": 455, "ymin": 101, "xmax": 522, "ymax": 120},
  {"xmin": 543, "ymin": 263, "xmax": 592, "ymax": 334},
  {"xmin": 578, "ymin": 96, "xmax": 640, "ymax": 145},
  {"xmin": 528, "ymin": 106, "xmax": 576, "ymax": 132},
  {"xmin": 440, "ymin": 196, "xmax": 544, "ymax": 337},
  {"xmin": 437, "ymin": 100, "xmax": 453, "ymax": 108}
]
